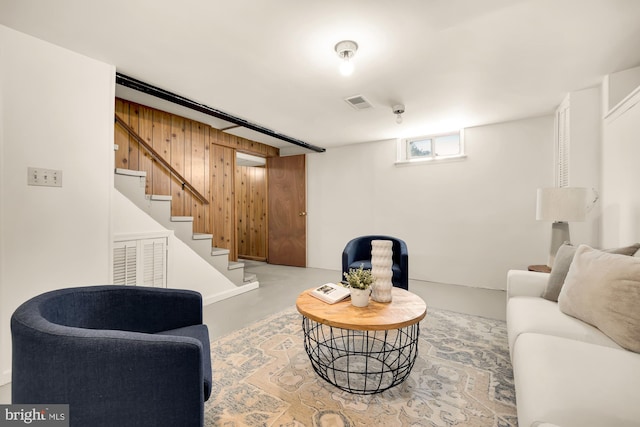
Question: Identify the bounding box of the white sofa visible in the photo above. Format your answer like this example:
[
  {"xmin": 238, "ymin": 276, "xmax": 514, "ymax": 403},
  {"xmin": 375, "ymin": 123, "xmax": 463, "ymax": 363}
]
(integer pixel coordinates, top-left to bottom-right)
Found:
[{"xmin": 506, "ymin": 269, "xmax": 640, "ymax": 427}]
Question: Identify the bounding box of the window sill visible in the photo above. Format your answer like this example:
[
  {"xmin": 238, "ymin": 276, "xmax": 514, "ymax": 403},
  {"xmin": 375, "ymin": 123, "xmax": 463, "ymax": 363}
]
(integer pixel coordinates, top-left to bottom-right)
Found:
[{"xmin": 394, "ymin": 155, "xmax": 467, "ymax": 166}]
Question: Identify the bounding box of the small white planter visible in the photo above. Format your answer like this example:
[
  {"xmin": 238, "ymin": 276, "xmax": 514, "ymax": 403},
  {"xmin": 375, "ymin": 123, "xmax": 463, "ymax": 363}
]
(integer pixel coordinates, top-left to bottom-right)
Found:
[{"xmin": 350, "ymin": 288, "xmax": 371, "ymax": 307}]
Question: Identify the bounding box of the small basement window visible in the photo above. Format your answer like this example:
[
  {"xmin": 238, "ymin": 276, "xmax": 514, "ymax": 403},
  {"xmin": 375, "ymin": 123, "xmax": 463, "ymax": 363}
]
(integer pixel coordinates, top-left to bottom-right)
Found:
[{"xmin": 396, "ymin": 131, "xmax": 465, "ymax": 164}]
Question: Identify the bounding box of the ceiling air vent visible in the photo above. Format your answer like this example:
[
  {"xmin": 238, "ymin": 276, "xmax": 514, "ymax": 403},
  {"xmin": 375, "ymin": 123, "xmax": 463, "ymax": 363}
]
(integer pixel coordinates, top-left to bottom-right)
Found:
[{"xmin": 344, "ymin": 95, "xmax": 373, "ymax": 110}]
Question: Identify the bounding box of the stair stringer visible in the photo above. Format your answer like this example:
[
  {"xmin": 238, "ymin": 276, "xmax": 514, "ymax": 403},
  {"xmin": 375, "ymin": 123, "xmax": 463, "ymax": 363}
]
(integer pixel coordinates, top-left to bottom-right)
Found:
[
  {"xmin": 114, "ymin": 168, "xmax": 258, "ymax": 287},
  {"xmin": 113, "ymin": 189, "xmax": 258, "ymax": 304}
]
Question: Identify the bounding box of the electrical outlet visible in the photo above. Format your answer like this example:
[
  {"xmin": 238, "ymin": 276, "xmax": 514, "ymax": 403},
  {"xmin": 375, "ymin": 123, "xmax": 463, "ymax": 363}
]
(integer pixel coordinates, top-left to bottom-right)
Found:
[{"xmin": 27, "ymin": 167, "xmax": 63, "ymax": 187}]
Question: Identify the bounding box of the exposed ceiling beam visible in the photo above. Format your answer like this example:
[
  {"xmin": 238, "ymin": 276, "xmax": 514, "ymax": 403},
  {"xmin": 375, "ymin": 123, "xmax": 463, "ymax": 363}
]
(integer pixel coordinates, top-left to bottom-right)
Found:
[{"xmin": 115, "ymin": 72, "xmax": 326, "ymax": 153}]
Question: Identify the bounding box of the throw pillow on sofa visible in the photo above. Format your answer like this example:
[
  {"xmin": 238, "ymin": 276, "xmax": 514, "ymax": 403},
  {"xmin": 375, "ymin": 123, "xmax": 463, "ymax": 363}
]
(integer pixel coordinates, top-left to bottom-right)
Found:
[
  {"xmin": 541, "ymin": 242, "xmax": 575, "ymax": 302},
  {"xmin": 558, "ymin": 245, "xmax": 640, "ymax": 353},
  {"xmin": 542, "ymin": 242, "xmax": 640, "ymax": 302}
]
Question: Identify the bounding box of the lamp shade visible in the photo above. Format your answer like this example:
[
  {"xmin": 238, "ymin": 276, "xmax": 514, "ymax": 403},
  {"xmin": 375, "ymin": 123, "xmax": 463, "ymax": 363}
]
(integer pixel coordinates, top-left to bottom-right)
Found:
[{"xmin": 536, "ymin": 187, "xmax": 587, "ymax": 222}]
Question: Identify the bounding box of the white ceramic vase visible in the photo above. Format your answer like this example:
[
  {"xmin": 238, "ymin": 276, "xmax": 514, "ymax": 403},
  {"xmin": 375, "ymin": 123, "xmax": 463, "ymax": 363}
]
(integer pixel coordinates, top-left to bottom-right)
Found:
[
  {"xmin": 371, "ymin": 239, "xmax": 393, "ymax": 302},
  {"xmin": 350, "ymin": 288, "xmax": 371, "ymax": 307}
]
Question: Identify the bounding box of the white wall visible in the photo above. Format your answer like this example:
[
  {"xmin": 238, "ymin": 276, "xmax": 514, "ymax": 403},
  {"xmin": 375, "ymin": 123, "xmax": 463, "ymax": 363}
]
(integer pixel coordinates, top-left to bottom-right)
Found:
[
  {"xmin": 601, "ymin": 88, "xmax": 640, "ymax": 247},
  {"xmin": 562, "ymin": 86, "xmax": 602, "ymax": 248},
  {"xmin": 307, "ymin": 115, "xmax": 555, "ymax": 290},
  {"xmin": 0, "ymin": 25, "xmax": 115, "ymax": 385}
]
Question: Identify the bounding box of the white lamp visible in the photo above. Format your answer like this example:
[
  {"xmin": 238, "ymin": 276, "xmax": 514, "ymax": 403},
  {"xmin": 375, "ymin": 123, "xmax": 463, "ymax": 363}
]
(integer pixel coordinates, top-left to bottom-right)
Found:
[{"xmin": 536, "ymin": 187, "xmax": 587, "ymax": 267}]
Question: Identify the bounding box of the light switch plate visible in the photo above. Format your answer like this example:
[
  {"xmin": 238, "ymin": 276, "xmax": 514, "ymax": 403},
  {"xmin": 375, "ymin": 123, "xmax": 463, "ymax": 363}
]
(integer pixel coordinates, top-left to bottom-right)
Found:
[{"xmin": 28, "ymin": 167, "xmax": 62, "ymax": 187}]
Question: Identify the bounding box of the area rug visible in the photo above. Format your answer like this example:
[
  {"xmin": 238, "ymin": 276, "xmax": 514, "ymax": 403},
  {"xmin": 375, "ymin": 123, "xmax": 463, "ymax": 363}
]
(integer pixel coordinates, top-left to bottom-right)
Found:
[{"xmin": 205, "ymin": 306, "xmax": 517, "ymax": 426}]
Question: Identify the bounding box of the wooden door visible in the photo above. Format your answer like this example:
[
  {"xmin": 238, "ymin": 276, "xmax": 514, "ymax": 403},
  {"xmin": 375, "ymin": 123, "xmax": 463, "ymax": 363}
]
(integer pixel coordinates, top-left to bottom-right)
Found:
[{"xmin": 267, "ymin": 155, "xmax": 306, "ymax": 267}]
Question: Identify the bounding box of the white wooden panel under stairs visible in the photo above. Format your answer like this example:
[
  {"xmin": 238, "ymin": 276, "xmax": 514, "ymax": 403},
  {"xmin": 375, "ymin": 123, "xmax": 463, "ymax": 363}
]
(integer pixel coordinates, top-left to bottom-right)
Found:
[
  {"xmin": 114, "ymin": 168, "xmax": 257, "ymax": 287},
  {"xmin": 113, "ymin": 233, "xmax": 169, "ymax": 287}
]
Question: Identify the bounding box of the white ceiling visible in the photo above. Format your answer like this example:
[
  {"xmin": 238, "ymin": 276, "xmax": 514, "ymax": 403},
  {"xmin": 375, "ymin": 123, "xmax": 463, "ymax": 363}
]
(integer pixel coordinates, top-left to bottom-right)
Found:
[{"xmin": 2, "ymin": 0, "xmax": 640, "ymax": 153}]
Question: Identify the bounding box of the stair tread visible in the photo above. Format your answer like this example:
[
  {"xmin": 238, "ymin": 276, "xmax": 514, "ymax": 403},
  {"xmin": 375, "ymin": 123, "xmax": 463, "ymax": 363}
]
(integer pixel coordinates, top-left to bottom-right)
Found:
[
  {"xmin": 115, "ymin": 168, "xmax": 146, "ymax": 177},
  {"xmin": 150, "ymin": 195, "xmax": 172, "ymax": 201},
  {"xmin": 171, "ymin": 216, "xmax": 194, "ymax": 222},
  {"xmin": 193, "ymin": 233, "xmax": 213, "ymax": 240},
  {"xmin": 211, "ymin": 248, "xmax": 230, "ymax": 255},
  {"xmin": 228, "ymin": 261, "xmax": 245, "ymax": 270}
]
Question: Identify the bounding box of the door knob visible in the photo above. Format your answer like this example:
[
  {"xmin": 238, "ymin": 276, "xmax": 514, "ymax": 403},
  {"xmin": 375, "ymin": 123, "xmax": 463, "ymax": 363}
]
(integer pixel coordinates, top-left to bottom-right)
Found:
[{"xmin": 299, "ymin": 212, "xmax": 307, "ymax": 216}]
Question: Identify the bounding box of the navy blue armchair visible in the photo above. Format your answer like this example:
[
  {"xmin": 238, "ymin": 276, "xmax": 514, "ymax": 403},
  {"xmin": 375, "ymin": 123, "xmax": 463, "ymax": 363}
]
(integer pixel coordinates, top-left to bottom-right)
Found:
[
  {"xmin": 342, "ymin": 235, "xmax": 409, "ymax": 290},
  {"xmin": 11, "ymin": 285, "xmax": 211, "ymax": 427}
]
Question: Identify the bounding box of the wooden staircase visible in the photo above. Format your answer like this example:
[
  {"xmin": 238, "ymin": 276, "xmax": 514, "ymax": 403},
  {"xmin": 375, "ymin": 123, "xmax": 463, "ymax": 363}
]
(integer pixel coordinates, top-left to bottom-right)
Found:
[{"xmin": 114, "ymin": 168, "xmax": 257, "ymax": 287}]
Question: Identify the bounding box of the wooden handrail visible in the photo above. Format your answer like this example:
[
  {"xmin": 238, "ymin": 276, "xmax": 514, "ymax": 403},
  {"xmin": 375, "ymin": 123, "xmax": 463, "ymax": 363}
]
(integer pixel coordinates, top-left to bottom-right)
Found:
[{"xmin": 114, "ymin": 114, "xmax": 209, "ymax": 205}]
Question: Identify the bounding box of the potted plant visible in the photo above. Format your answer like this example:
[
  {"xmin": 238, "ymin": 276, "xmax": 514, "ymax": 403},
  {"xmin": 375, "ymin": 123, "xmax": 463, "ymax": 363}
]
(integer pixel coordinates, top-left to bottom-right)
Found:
[{"xmin": 343, "ymin": 265, "xmax": 375, "ymax": 307}]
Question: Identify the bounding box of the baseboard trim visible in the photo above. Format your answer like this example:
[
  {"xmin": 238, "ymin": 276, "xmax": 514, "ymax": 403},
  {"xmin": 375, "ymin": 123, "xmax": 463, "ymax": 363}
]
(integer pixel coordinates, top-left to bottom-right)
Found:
[{"xmin": 203, "ymin": 281, "xmax": 259, "ymax": 305}]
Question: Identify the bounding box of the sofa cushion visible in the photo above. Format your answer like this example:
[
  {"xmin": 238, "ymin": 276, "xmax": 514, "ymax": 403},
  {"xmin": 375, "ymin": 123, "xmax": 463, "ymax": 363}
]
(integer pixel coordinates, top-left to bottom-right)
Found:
[
  {"xmin": 513, "ymin": 333, "xmax": 640, "ymax": 427},
  {"xmin": 558, "ymin": 245, "xmax": 640, "ymax": 353},
  {"xmin": 542, "ymin": 242, "xmax": 575, "ymax": 302},
  {"xmin": 542, "ymin": 242, "xmax": 640, "ymax": 302},
  {"xmin": 507, "ymin": 296, "xmax": 621, "ymax": 358},
  {"xmin": 157, "ymin": 324, "xmax": 212, "ymax": 400}
]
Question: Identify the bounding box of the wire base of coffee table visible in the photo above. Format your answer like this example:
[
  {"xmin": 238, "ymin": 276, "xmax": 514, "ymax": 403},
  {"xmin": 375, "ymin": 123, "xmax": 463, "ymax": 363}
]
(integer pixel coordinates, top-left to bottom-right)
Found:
[{"xmin": 301, "ymin": 316, "xmax": 420, "ymax": 394}]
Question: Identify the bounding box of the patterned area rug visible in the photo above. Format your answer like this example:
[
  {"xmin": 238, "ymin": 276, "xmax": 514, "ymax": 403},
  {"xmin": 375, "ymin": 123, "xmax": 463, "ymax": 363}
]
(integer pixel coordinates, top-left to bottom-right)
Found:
[{"xmin": 205, "ymin": 306, "xmax": 517, "ymax": 426}]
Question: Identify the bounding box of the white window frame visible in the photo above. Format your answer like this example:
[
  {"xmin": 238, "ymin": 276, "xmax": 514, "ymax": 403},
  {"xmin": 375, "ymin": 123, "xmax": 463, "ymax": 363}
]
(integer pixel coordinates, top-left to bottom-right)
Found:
[{"xmin": 395, "ymin": 130, "xmax": 466, "ymax": 165}]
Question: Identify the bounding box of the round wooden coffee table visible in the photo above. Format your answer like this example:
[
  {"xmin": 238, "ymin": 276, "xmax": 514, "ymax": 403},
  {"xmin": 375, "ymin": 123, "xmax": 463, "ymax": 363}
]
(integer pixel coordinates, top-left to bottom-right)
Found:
[{"xmin": 296, "ymin": 287, "xmax": 427, "ymax": 394}]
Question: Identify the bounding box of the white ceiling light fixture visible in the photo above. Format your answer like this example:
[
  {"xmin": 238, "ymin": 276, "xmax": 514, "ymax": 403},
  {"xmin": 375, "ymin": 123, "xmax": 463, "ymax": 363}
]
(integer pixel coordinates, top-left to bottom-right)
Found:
[
  {"xmin": 392, "ymin": 104, "xmax": 405, "ymax": 124},
  {"xmin": 335, "ymin": 40, "xmax": 358, "ymax": 76}
]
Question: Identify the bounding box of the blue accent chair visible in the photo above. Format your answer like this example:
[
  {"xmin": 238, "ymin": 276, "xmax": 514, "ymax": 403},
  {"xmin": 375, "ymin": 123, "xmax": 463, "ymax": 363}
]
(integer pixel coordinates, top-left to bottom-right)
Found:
[
  {"xmin": 342, "ymin": 235, "xmax": 409, "ymax": 290},
  {"xmin": 11, "ymin": 285, "xmax": 212, "ymax": 427}
]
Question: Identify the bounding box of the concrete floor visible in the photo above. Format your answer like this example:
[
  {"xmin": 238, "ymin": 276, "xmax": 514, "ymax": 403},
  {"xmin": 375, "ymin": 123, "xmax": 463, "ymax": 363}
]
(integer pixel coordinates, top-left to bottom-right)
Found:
[
  {"xmin": 0, "ymin": 261, "xmax": 507, "ymax": 403},
  {"xmin": 207, "ymin": 260, "xmax": 507, "ymax": 340}
]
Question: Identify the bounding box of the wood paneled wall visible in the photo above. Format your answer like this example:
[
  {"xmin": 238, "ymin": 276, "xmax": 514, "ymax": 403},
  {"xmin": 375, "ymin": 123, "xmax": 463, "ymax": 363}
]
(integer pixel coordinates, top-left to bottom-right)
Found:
[
  {"xmin": 211, "ymin": 129, "xmax": 280, "ymax": 157},
  {"xmin": 114, "ymin": 98, "xmax": 278, "ymax": 261},
  {"xmin": 236, "ymin": 165, "xmax": 267, "ymax": 260},
  {"xmin": 210, "ymin": 143, "xmax": 236, "ymax": 258},
  {"xmin": 115, "ymin": 100, "xmax": 210, "ymax": 232}
]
